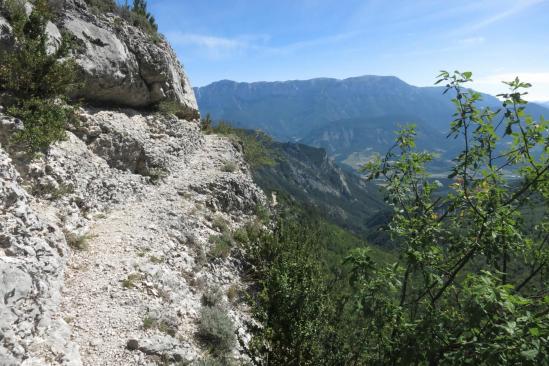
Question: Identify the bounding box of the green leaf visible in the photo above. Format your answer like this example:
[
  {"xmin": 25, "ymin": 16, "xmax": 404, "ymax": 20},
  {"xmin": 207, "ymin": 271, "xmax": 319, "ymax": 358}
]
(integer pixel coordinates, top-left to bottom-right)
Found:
[{"xmin": 520, "ymin": 349, "xmax": 538, "ymax": 360}]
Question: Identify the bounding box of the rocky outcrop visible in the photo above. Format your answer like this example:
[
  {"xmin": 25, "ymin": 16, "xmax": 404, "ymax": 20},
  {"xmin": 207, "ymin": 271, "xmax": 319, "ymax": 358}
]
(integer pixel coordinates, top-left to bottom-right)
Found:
[
  {"xmin": 253, "ymin": 141, "xmax": 388, "ymax": 239},
  {"xmin": 0, "ymin": 149, "xmax": 80, "ymax": 366},
  {"xmin": 0, "ymin": 0, "xmax": 197, "ymax": 111},
  {"xmin": 62, "ymin": 0, "xmax": 197, "ymax": 109},
  {"xmin": 0, "ymin": 0, "xmax": 265, "ymax": 363},
  {"xmin": 0, "ymin": 14, "xmax": 14, "ymax": 49},
  {"xmin": 0, "ymin": 108, "xmax": 265, "ymax": 365},
  {"xmin": 71, "ymin": 109, "xmax": 203, "ymax": 177}
]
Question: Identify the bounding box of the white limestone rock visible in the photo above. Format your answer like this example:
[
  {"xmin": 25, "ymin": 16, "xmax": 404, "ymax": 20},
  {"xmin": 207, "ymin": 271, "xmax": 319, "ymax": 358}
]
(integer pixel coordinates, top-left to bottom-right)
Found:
[
  {"xmin": 62, "ymin": 0, "xmax": 197, "ymax": 110},
  {"xmin": 0, "ymin": 0, "xmax": 197, "ymax": 111},
  {"xmin": 0, "ymin": 148, "xmax": 79, "ymax": 365}
]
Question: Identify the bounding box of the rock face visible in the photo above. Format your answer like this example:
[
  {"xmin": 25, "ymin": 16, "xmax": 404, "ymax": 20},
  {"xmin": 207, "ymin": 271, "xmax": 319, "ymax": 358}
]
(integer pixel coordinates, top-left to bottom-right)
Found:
[
  {"xmin": 0, "ymin": 149, "xmax": 80, "ymax": 366},
  {"xmin": 0, "ymin": 1, "xmax": 264, "ymax": 363},
  {"xmin": 0, "ymin": 0, "xmax": 197, "ymax": 110},
  {"xmin": 253, "ymin": 141, "xmax": 388, "ymax": 240},
  {"xmin": 62, "ymin": 0, "xmax": 196, "ymax": 109},
  {"xmin": 0, "ymin": 108, "xmax": 265, "ymax": 365},
  {"xmin": 0, "ymin": 14, "xmax": 14, "ymax": 49}
]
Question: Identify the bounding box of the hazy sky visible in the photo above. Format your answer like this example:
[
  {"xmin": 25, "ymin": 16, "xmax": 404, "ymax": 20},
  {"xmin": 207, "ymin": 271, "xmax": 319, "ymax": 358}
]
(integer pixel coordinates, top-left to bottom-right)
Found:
[{"xmin": 148, "ymin": 0, "xmax": 549, "ymax": 100}]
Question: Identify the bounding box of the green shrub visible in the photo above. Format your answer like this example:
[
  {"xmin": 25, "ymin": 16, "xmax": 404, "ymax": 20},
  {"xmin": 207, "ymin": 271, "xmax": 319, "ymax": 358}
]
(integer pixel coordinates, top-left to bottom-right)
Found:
[
  {"xmin": 157, "ymin": 321, "xmax": 176, "ymax": 337},
  {"xmin": 201, "ymin": 113, "xmax": 213, "ymax": 132},
  {"xmin": 198, "ymin": 306, "xmax": 236, "ymax": 354},
  {"xmin": 238, "ymin": 131, "xmax": 276, "ymax": 169},
  {"xmin": 142, "ymin": 314, "xmax": 177, "ymax": 336},
  {"xmin": 121, "ymin": 273, "xmax": 143, "ymax": 289},
  {"xmin": 0, "ymin": 0, "xmax": 78, "ymax": 152},
  {"xmin": 221, "ymin": 161, "xmax": 237, "ymax": 173},
  {"xmin": 156, "ymin": 100, "xmax": 200, "ymax": 120},
  {"xmin": 149, "ymin": 255, "xmax": 163, "ymax": 264},
  {"xmin": 232, "ymin": 227, "xmax": 249, "ymax": 244},
  {"xmin": 254, "ymin": 204, "xmax": 270, "ymax": 224},
  {"xmin": 226, "ymin": 285, "xmax": 239, "ymax": 304},
  {"xmin": 241, "ymin": 73, "xmax": 549, "ymax": 365},
  {"xmin": 210, "ymin": 121, "xmax": 233, "ymax": 135},
  {"xmin": 193, "ymin": 356, "xmax": 232, "ymax": 366},
  {"xmin": 208, "ymin": 233, "xmax": 233, "ymax": 259},
  {"xmin": 233, "ymin": 220, "xmax": 264, "ymax": 247},
  {"xmin": 8, "ymin": 98, "xmax": 77, "ymax": 151},
  {"xmin": 211, "ymin": 215, "xmax": 229, "ymax": 233},
  {"xmin": 83, "ymin": 0, "xmax": 160, "ymax": 38},
  {"xmin": 45, "ymin": 0, "xmax": 65, "ymax": 16},
  {"xmin": 32, "ymin": 180, "xmax": 74, "ymax": 199},
  {"xmin": 201, "ymin": 287, "xmax": 224, "ymax": 308},
  {"xmin": 83, "ymin": 0, "xmax": 118, "ymax": 14},
  {"xmin": 131, "ymin": 0, "xmax": 157, "ymax": 32},
  {"xmin": 145, "ymin": 167, "xmax": 168, "ymax": 184},
  {"xmin": 142, "ymin": 315, "xmax": 155, "ymax": 329},
  {"xmin": 205, "ymin": 121, "xmax": 276, "ymax": 169},
  {"xmin": 64, "ymin": 231, "xmax": 92, "ymax": 250},
  {"xmin": 0, "ymin": 0, "xmax": 77, "ymax": 99},
  {"xmin": 241, "ymin": 216, "xmax": 336, "ymax": 365},
  {"xmin": 1, "ymin": 0, "xmax": 26, "ymax": 33},
  {"xmin": 243, "ymin": 221, "xmax": 264, "ymax": 240}
]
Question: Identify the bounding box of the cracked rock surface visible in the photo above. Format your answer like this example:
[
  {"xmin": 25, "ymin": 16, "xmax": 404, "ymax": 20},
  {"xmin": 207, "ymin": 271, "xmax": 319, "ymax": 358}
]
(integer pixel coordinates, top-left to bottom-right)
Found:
[
  {"xmin": 0, "ymin": 149, "xmax": 80, "ymax": 366},
  {"xmin": 0, "ymin": 109, "xmax": 265, "ymax": 365},
  {"xmin": 61, "ymin": 0, "xmax": 197, "ymax": 109}
]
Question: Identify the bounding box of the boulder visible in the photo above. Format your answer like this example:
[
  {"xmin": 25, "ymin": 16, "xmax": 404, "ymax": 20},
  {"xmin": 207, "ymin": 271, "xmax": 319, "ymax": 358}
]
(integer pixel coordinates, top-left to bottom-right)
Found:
[
  {"xmin": 136, "ymin": 334, "xmax": 193, "ymax": 363},
  {"xmin": 192, "ymin": 175, "xmax": 265, "ymax": 214}
]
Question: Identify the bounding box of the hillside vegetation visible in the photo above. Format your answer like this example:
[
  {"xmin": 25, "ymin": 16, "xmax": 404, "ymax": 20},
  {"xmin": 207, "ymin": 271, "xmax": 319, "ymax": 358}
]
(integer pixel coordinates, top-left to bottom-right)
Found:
[
  {"xmin": 203, "ymin": 120, "xmax": 391, "ymax": 242},
  {"xmin": 238, "ymin": 72, "xmax": 549, "ymax": 365},
  {"xmin": 1, "ymin": 1, "xmax": 547, "ymax": 365}
]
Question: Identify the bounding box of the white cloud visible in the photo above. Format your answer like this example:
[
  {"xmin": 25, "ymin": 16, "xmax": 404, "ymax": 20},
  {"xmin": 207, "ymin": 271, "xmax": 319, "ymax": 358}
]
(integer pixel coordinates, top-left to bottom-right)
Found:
[
  {"xmin": 165, "ymin": 32, "xmax": 275, "ymax": 60},
  {"xmin": 466, "ymin": 0, "xmax": 547, "ymax": 32},
  {"xmin": 166, "ymin": 32, "xmax": 248, "ymax": 51},
  {"xmin": 166, "ymin": 29, "xmax": 364, "ymax": 59},
  {"xmin": 270, "ymin": 31, "xmax": 362, "ymax": 54},
  {"xmin": 165, "ymin": 32, "xmax": 274, "ymax": 60},
  {"xmin": 477, "ymin": 72, "xmax": 549, "ymax": 84}
]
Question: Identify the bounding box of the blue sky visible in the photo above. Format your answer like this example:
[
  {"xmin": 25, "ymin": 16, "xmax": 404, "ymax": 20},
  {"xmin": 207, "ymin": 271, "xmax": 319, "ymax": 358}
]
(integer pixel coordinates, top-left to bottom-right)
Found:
[{"xmin": 147, "ymin": 0, "xmax": 549, "ymax": 100}]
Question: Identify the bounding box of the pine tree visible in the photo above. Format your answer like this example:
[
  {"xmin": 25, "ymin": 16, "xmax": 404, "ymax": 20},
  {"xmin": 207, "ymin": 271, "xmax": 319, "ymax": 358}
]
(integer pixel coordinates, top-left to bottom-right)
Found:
[
  {"xmin": 131, "ymin": 0, "xmax": 157, "ymax": 31},
  {"xmin": 0, "ymin": 0, "xmax": 77, "ymax": 152}
]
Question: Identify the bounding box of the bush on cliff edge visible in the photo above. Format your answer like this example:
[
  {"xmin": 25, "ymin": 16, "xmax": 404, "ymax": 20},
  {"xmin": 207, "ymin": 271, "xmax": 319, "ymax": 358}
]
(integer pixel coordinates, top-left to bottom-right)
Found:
[{"xmin": 0, "ymin": 0, "xmax": 77, "ymax": 152}]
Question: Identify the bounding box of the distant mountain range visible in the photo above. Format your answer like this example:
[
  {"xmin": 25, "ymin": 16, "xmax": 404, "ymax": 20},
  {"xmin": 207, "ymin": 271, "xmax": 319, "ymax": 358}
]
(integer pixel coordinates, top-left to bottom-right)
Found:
[{"xmin": 194, "ymin": 76, "xmax": 549, "ymax": 169}]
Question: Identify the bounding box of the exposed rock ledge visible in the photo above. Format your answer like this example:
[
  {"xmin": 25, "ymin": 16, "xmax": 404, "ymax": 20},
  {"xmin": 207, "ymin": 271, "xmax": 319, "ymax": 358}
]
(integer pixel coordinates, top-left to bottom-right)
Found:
[
  {"xmin": 0, "ymin": 110, "xmax": 265, "ymax": 365},
  {"xmin": 0, "ymin": 0, "xmax": 197, "ymax": 111}
]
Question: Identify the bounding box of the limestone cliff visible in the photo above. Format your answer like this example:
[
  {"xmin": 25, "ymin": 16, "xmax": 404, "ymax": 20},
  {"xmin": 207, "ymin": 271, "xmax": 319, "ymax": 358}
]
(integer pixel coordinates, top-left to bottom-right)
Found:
[
  {"xmin": 0, "ymin": 0, "xmax": 197, "ymax": 110},
  {"xmin": 0, "ymin": 2, "xmax": 265, "ymax": 365}
]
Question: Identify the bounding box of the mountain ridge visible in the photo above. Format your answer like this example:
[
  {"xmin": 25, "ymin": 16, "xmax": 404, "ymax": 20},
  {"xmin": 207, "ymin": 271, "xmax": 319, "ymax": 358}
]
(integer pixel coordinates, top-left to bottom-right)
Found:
[
  {"xmin": 195, "ymin": 75, "xmax": 549, "ymax": 169},
  {"xmin": 194, "ymin": 75, "xmax": 549, "ymax": 131}
]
